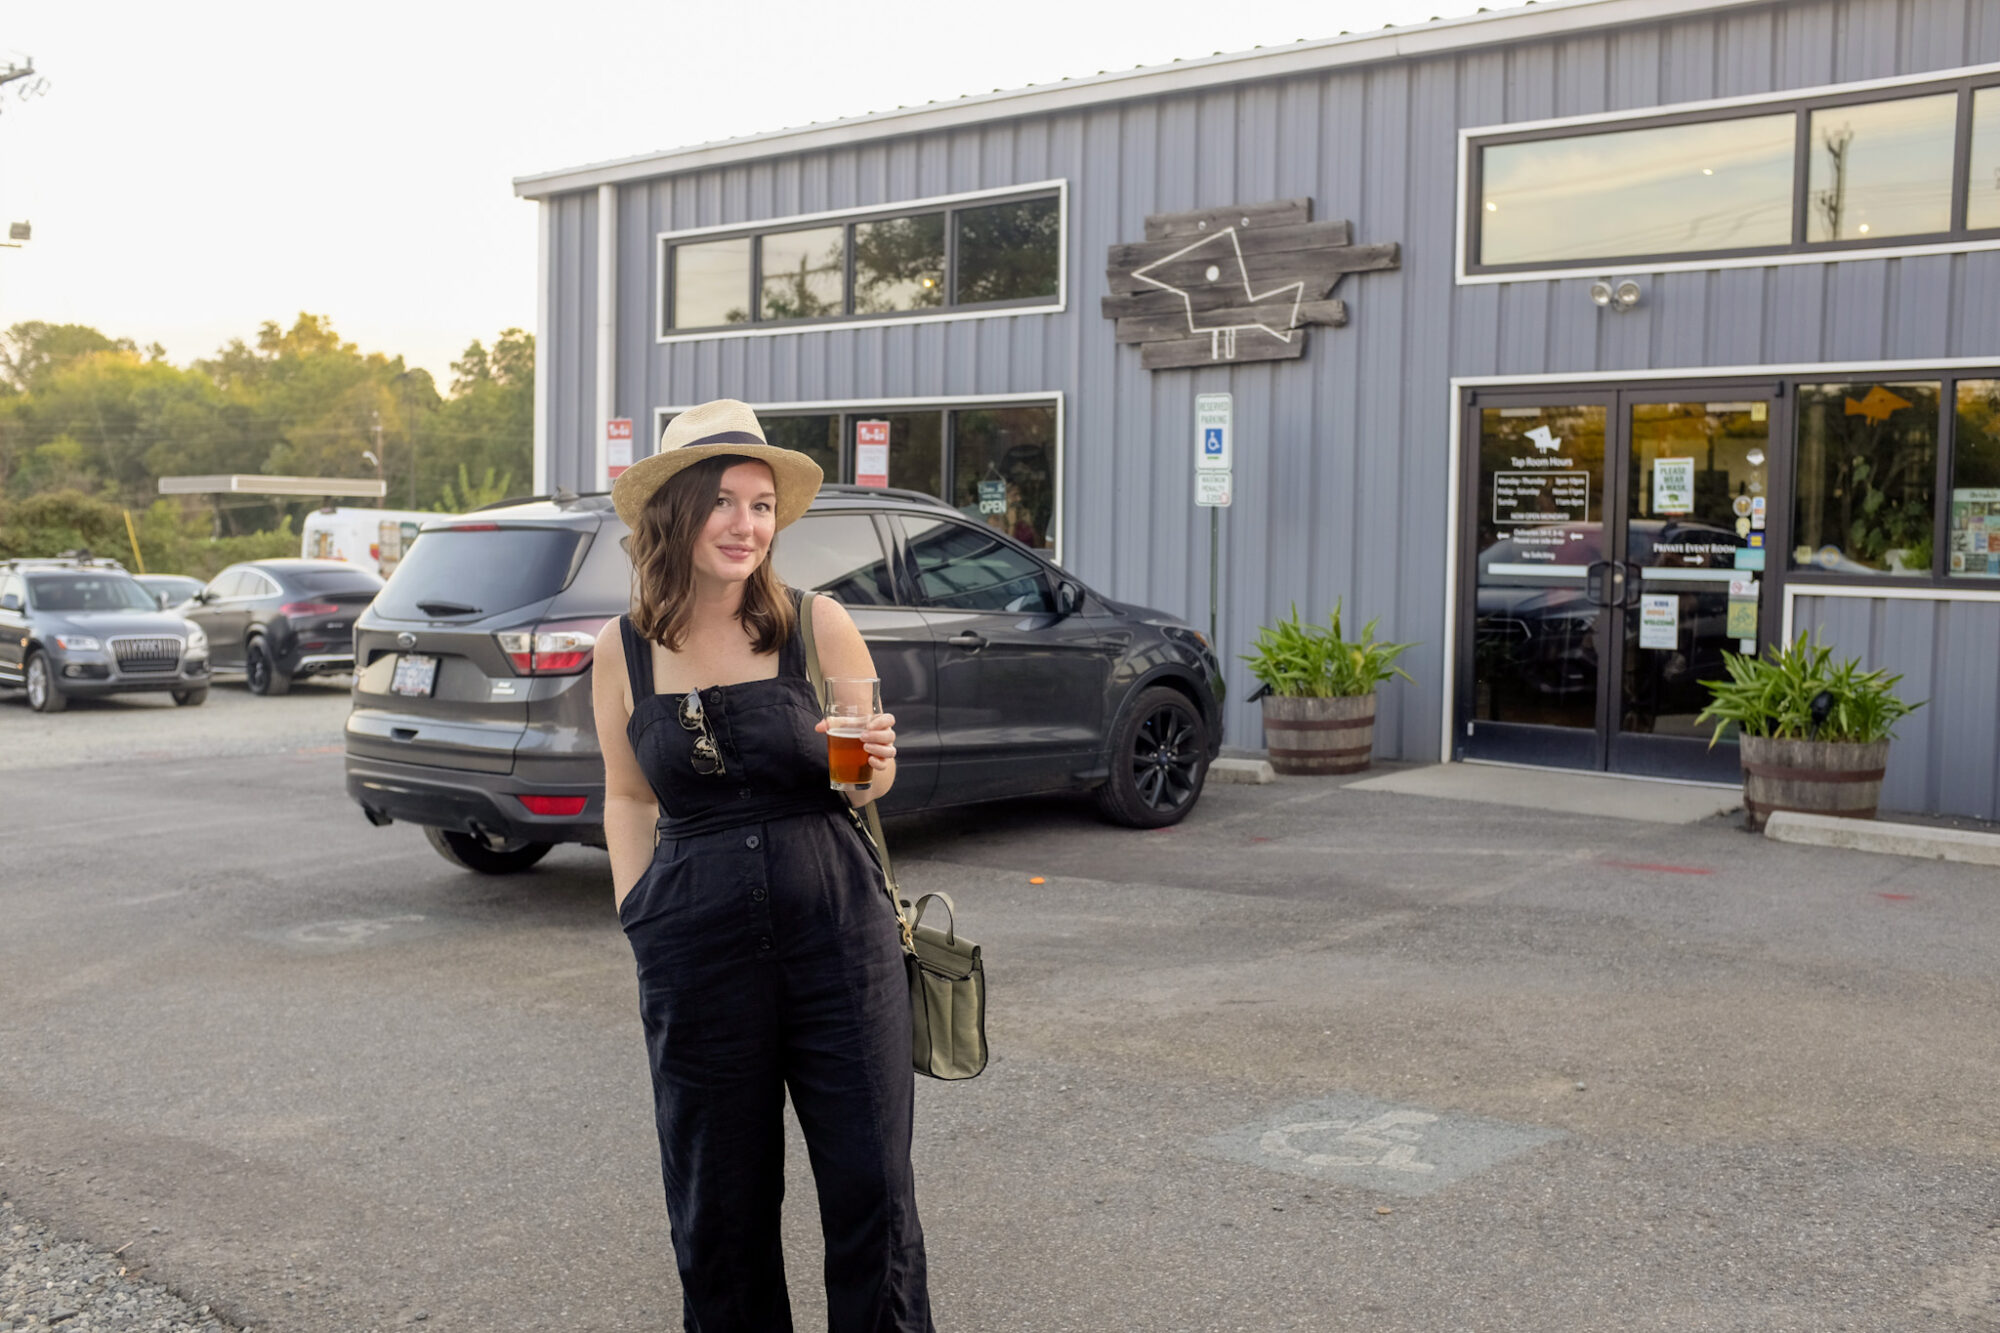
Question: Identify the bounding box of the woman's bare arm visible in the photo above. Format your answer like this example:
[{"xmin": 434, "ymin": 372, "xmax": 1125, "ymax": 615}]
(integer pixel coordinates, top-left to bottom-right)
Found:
[
  {"xmin": 808, "ymin": 595, "xmax": 898, "ymax": 807},
  {"xmin": 592, "ymin": 621, "xmax": 659, "ymax": 908}
]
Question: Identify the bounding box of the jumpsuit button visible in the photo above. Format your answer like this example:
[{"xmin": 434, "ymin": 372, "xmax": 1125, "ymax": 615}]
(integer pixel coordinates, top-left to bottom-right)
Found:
[
  {"xmin": 745, "ymin": 834, "xmax": 761, "ymax": 850},
  {"xmin": 758, "ymin": 935, "xmax": 773, "ymax": 951},
  {"xmin": 751, "ymin": 888, "xmax": 767, "ymax": 902},
  {"xmin": 738, "ymin": 787, "xmax": 752, "ymax": 799}
]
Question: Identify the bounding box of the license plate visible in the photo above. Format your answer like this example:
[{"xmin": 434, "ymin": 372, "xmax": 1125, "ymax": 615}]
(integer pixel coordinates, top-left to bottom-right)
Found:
[{"xmin": 391, "ymin": 653, "xmax": 438, "ymax": 697}]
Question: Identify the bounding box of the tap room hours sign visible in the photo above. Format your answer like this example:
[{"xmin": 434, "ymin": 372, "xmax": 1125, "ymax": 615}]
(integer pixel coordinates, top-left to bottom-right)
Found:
[{"xmin": 1102, "ymin": 198, "xmax": 1400, "ymax": 370}]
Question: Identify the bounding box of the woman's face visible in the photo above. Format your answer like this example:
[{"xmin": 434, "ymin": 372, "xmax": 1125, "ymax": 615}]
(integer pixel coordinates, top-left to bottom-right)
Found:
[{"xmin": 691, "ymin": 460, "xmax": 778, "ymax": 586}]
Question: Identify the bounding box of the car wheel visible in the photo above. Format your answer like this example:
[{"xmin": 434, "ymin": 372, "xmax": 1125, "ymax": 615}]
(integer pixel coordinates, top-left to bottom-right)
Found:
[
  {"xmin": 25, "ymin": 652, "xmax": 68, "ymax": 713},
  {"xmin": 245, "ymin": 638, "xmax": 291, "ymax": 696},
  {"xmin": 172, "ymin": 687, "xmax": 208, "ymax": 707},
  {"xmin": 423, "ymin": 825, "xmax": 555, "ymax": 875},
  {"xmin": 1096, "ymin": 685, "xmax": 1207, "ymax": 829}
]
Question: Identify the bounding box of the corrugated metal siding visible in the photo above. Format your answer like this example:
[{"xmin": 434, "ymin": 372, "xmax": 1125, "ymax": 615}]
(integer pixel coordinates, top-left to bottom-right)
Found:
[
  {"xmin": 539, "ymin": 0, "xmax": 2000, "ymax": 786},
  {"xmin": 1793, "ymin": 594, "xmax": 2000, "ymax": 820},
  {"xmin": 548, "ymin": 190, "xmax": 597, "ymax": 493}
]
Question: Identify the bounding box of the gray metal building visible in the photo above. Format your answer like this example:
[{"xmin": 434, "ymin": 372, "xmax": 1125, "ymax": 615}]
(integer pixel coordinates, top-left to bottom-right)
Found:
[{"xmin": 516, "ymin": 0, "xmax": 2000, "ymax": 820}]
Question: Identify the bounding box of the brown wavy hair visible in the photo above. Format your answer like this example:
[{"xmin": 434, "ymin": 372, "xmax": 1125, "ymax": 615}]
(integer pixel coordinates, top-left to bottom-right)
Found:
[{"xmin": 627, "ymin": 453, "xmax": 794, "ymax": 654}]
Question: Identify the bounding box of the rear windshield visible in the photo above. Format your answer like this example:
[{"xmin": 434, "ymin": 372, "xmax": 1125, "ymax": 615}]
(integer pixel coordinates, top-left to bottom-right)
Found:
[
  {"xmin": 28, "ymin": 575, "xmax": 158, "ymax": 613},
  {"xmin": 293, "ymin": 569, "xmax": 384, "ymax": 594},
  {"xmin": 371, "ymin": 525, "xmax": 589, "ymax": 620}
]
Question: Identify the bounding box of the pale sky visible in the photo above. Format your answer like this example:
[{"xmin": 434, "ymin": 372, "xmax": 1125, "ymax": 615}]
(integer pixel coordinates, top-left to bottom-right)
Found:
[{"xmin": 2, "ymin": 0, "xmax": 1459, "ymax": 382}]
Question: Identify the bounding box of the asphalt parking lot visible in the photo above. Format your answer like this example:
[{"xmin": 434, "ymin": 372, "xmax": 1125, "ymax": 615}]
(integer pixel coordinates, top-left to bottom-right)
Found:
[{"xmin": 4, "ymin": 681, "xmax": 1999, "ymax": 1331}]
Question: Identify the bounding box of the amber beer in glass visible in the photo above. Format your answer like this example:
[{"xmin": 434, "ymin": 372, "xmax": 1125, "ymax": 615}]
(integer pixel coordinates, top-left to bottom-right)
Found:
[{"xmin": 823, "ymin": 677, "xmax": 881, "ymax": 791}]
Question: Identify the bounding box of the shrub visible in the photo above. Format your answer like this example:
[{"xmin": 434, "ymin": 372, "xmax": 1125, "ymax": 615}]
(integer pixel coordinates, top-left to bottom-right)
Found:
[
  {"xmin": 1241, "ymin": 601, "xmax": 1414, "ymax": 699},
  {"xmin": 1695, "ymin": 633, "xmax": 1922, "ymax": 746}
]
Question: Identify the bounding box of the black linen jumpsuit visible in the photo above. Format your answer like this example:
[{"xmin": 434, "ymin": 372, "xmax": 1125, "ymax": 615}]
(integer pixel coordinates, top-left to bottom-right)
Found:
[{"xmin": 615, "ymin": 597, "xmax": 934, "ymax": 1333}]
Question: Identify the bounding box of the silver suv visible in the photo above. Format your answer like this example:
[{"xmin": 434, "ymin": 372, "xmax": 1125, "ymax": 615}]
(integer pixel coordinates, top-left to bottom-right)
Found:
[{"xmin": 0, "ymin": 559, "xmax": 212, "ymax": 711}]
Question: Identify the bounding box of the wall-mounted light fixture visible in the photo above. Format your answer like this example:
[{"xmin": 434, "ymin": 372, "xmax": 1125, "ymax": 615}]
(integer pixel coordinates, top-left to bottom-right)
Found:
[{"xmin": 1588, "ymin": 278, "xmax": 1643, "ymax": 312}]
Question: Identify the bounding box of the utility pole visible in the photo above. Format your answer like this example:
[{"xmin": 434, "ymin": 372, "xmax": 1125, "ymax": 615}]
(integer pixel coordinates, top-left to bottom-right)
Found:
[{"xmin": 1813, "ymin": 123, "xmax": 1853, "ymax": 241}]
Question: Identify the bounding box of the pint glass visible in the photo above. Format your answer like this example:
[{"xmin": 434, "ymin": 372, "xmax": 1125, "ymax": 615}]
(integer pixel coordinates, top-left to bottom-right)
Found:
[{"xmin": 823, "ymin": 677, "xmax": 881, "ymax": 791}]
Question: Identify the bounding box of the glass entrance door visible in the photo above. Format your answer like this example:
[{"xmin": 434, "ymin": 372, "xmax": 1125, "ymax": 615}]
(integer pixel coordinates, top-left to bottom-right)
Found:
[
  {"xmin": 1459, "ymin": 387, "xmax": 1779, "ymax": 779},
  {"xmin": 1610, "ymin": 398, "xmax": 1773, "ymax": 780}
]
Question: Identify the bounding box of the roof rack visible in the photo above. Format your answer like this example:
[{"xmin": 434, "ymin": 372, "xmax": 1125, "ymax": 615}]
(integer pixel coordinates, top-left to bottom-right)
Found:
[
  {"xmin": 816, "ymin": 484, "xmax": 956, "ymax": 510},
  {"xmin": 1, "ymin": 552, "xmax": 128, "ymax": 571},
  {"xmin": 470, "ymin": 489, "xmax": 613, "ymax": 513}
]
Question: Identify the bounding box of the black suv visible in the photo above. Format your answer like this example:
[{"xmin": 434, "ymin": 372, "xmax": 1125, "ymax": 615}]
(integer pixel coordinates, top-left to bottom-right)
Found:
[{"xmin": 344, "ymin": 487, "xmax": 1224, "ymax": 873}]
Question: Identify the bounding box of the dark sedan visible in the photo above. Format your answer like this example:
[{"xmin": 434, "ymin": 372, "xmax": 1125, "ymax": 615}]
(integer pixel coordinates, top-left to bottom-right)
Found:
[{"xmin": 185, "ymin": 559, "xmax": 384, "ymax": 695}]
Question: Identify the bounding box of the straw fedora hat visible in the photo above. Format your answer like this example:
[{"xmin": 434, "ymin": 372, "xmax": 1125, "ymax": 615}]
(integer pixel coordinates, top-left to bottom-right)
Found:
[{"xmin": 611, "ymin": 399, "xmax": 824, "ymax": 531}]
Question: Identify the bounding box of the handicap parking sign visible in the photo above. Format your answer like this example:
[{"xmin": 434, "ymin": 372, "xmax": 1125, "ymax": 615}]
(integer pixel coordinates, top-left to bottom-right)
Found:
[{"xmin": 1203, "ymin": 427, "xmax": 1225, "ymax": 459}]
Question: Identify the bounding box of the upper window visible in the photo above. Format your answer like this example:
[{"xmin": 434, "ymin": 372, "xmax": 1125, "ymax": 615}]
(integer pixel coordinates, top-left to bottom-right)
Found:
[
  {"xmin": 672, "ymin": 237, "xmax": 751, "ymax": 327},
  {"xmin": 662, "ymin": 187, "xmax": 1062, "ymax": 334},
  {"xmin": 1806, "ymin": 94, "xmax": 1957, "ymax": 242},
  {"xmin": 1469, "ymin": 73, "xmax": 2000, "ymax": 273},
  {"xmin": 1480, "ymin": 114, "xmax": 1795, "ymax": 265},
  {"xmin": 1970, "ymin": 89, "xmax": 2000, "ymax": 231}
]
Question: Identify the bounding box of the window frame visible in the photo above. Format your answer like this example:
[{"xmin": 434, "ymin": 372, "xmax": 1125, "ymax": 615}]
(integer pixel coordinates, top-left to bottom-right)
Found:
[
  {"xmin": 1460, "ymin": 62, "xmax": 2000, "ymax": 281},
  {"xmin": 657, "ymin": 180, "xmax": 1067, "ymax": 341}
]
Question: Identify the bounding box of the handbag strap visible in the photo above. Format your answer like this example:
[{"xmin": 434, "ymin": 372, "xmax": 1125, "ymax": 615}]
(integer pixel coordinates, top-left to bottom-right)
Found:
[{"xmin": 798, "ymin": 590, "xmax": 914, "ymax": 953}]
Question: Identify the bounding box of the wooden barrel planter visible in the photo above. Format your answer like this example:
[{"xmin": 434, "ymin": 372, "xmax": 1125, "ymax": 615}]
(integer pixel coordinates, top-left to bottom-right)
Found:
[
  {"xmin": 1262, "ymin": 693, "xmax": 1377, "ymax": 775},
  {"xmin": 1738, "ymin": 735, "xmax": 1891, "ymax": 831}
]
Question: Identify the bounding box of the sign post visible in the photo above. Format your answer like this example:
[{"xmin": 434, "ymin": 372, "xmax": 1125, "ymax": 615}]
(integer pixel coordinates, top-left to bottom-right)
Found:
[
  {"xmin": 605, "ymin": 418, "xmax": 634, "ymax": 482},
  {"xmin": 1194, "ymin": 392, "xmax": 1233, "ymax": 649}
]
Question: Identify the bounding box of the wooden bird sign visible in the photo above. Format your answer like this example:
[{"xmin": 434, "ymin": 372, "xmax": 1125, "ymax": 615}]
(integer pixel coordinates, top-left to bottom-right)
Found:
[{"xmin": 1103, "ymin": 198, "xmax": 1399, "ymax": 370}]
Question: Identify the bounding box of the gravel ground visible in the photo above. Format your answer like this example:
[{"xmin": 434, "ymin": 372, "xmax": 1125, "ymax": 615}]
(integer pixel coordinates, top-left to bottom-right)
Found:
[{"xmin": 1, "ymin": 1199, "xmax": 242, "ymax": 1333}]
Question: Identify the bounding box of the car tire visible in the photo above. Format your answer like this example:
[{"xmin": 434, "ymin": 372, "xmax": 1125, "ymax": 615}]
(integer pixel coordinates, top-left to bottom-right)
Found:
[
  {"xmin": 423, "ymin": 825, "xmax": 555, "ymax": 875},
  {"xmin": 25, "ymin": 652, "xmax": 68, "ymax": 713},
  {"xmin": 1096, "ymin": 685, "xmax": 1208, "ymax": 829},
  {"xmin": 245, "ymin": 638, "xmax": 291, "ymax": 696},
  {"xmin": 172, "ymin": 687, "xmax": 208, "ymax": 707}
]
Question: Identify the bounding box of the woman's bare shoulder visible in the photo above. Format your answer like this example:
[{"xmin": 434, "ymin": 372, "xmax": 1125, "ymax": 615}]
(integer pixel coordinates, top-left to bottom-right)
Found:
[{"xmin": 808, "ymin": 590, "xmax": 856, "ymax": 637}]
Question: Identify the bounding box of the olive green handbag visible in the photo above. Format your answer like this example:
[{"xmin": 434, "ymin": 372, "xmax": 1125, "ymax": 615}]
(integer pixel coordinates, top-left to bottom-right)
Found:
[{"xmin": 799, "ymin": 591, "xmax": 989, "ymax": 1081}]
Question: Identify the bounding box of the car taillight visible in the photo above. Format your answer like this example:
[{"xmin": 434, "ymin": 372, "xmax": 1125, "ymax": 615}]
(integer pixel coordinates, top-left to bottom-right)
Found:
[
  {"xmin": 518, "ymin": 795, "xmax": 588, "ymax": 817},
  {"xmin": 280, "ymin": 600, "xmax": 341, "ymax": 617},
  {"xmin": 494, "ymin": 618, "xmax": 608, "ymax": 675}
]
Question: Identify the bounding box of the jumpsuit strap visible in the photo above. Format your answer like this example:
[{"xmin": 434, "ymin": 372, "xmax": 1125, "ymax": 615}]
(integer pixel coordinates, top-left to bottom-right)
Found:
[
  {"xmin": 618, "ymin": 614, "xmax": 657, "ymax": 699},
  {"xmin": 779, "ymin": 587, "xmax": 809, "ymax": 681}
]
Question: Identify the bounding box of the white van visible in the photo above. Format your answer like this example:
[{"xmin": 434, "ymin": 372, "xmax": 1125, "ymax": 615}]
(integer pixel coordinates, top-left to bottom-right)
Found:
[{"xmin": 301, "ymin": 507, "xmax": 447, "ymax": 579}]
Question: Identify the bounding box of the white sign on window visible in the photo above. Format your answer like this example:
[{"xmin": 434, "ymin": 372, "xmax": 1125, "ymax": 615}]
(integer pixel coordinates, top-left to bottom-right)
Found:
[
  {"xmin": 1653, "ymin": 457, "xmax": 1695, "ymax": 515},
  {"xmin": 855, "ymin": 420, "xmax": 890, "ymax": 488},
  {"xmin": 1639, "ymin": 594, "xmax": 1679, "ymax": 649}
]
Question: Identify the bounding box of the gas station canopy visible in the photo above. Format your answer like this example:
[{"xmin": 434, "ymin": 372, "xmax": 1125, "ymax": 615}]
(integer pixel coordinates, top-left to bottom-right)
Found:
[{"xmin": 158, "ymin": 474, "xmax": 387, "ymax": 498}]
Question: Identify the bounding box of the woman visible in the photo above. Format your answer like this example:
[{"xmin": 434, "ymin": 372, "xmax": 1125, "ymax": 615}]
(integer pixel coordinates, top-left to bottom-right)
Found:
[{"xmin": 592, "ymin": 399, "xmax": 934, "ymax": 1332}]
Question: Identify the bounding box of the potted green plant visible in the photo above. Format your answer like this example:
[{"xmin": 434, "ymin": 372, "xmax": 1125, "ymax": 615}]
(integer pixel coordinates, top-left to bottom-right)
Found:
[
  {"xmin": 1242, "ymin": 601, "xmax": 1413, "ymax": 775},
  {"xmin": 1695, "ymin": 633, "xmax": 1923, "ymax": 830}
]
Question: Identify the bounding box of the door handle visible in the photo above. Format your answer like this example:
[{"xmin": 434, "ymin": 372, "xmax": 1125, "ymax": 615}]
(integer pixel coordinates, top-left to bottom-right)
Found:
[
  {"xmin": 946, "ymin": 631, "xmax": 986, "ymax": 651},
  {"xmin": 1584, "ymin": 560, "xmax": 1612, "ymax": 607},
  {"xmin": 1621, "ymin": 561, "xmax": 1646, "ymax": 609}
]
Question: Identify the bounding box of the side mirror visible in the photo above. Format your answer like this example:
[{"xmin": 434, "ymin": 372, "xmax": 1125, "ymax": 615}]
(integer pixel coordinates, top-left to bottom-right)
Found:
[
  {"xmin": 1057, "ymin": 581, "xmax": 1084, "ymax": 615},
  {"xmin": 155, "ymin": 591, "xmax": 173, "ymax": 609},
  {"xmin": 0, "ymin": 593, "xmax": 18, "ymax": 612}
]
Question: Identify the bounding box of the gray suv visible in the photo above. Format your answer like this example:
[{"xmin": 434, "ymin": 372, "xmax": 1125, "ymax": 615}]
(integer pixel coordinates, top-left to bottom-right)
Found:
[
  {"xmin": 345, "ymin": 487, "xmax": 1224, "ymax": 873},
  {"xmin": 0, "ymin": 559, "xmax": 212, "ymax": 711}
]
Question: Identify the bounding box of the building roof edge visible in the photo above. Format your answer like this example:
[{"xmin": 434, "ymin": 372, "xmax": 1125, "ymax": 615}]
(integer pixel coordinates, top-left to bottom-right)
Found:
[{"xmin": 512, "ymin": 0, "xmax": 1766, "ymax": 200}]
